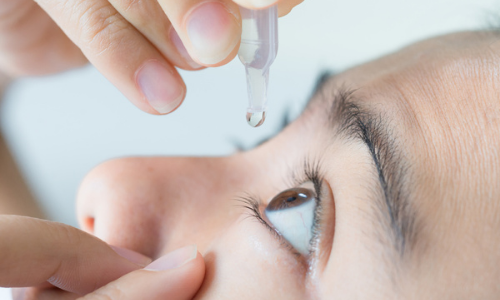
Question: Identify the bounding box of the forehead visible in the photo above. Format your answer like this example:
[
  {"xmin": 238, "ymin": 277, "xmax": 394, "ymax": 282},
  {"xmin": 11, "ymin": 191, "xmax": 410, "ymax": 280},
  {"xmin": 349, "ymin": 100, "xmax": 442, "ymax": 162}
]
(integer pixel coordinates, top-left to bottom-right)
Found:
[
  {"xmin": 317, "ymin": 31, "xmax": 500, "ymax": 196},
  {"xmin": 299, "ymin": 31, "xmax": 500, "ymax": 295}
]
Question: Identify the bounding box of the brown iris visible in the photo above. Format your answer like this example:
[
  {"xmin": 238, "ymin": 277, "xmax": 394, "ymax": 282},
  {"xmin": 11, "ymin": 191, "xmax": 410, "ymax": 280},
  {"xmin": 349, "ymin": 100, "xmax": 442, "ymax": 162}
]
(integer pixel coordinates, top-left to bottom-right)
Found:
[{"xmin": 265, "ymin": 187, "xmax": 315, "ymax": 212}]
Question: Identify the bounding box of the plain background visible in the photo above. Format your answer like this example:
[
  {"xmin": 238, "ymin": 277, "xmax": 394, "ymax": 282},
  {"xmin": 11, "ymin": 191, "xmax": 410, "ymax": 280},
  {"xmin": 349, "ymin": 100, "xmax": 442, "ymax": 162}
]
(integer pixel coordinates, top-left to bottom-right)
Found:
[{"xmin": 0, "ymin": 0, "xmax": 498, "ymax": 298}]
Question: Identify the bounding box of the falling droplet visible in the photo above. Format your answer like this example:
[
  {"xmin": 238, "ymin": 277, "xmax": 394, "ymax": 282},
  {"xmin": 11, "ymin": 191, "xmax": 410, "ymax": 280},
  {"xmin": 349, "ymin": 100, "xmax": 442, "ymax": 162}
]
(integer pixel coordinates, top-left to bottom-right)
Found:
[{"xmin": 246, "ymin": 111, "xmax": 266, "ymax": 127}]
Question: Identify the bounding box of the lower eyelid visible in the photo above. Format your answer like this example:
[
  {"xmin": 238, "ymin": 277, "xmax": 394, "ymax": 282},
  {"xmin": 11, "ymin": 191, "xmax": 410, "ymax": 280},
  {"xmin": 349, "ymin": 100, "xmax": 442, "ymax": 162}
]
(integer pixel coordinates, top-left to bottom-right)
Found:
[
  {"xmin": 236, "ymin": 213, "xmax": 311, "ymax": 293},
  {"xmin": 309, "ymin": 180, "xmax": 335, "ymax": 273},
  {"xmin": 236, "ymin": 195, "xmax": 293, "ymax": 250},
  {"xmin": 256, "ymin": 204, "xmax": 301, "ymax": 255},
  {"xmin": 236, "ymin": 172, "xmax": 330, "ymax": 267}
]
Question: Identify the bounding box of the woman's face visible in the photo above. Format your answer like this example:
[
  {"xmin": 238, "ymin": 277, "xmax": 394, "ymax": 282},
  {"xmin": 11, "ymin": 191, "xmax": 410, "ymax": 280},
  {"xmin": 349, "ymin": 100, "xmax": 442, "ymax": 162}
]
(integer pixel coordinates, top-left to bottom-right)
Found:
[{"xmin": 77, "ymin": 31, "xmax": 500, "ymax": 299}]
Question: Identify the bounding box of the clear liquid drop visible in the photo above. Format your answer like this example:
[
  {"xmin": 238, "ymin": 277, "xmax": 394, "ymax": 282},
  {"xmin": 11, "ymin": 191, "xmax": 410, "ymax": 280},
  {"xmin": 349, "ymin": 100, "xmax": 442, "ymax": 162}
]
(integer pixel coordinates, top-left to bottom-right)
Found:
[{"xmin": 246, "ymin": 111, "xmax": 266, "ymax": 127}]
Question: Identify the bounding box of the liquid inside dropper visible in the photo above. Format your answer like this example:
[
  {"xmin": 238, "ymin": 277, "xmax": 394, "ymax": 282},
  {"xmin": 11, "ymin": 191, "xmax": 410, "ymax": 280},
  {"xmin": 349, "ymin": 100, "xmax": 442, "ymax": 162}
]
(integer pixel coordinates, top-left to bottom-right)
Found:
[
  {"xmin": 238, "ymin": 5, "xmax": 278, "ymax": 128},
  {"xmin": 246, "ymin": 111, "xmax": 266, "ymax": 127},
  {"xmin": 244, "ymin": 67, "xmax": 268, "ymax": 127}
]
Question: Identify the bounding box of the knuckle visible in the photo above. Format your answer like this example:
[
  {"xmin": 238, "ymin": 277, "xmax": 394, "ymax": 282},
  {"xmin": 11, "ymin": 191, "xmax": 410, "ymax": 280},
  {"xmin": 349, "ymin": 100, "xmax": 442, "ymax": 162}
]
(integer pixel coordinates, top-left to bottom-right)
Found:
[
  {"xmin": 76, "ymin": 4, "xmax": 129, "ymax": 54},
  {"xmin": 119, "ymin": 0, "xmax": 144, "ymax": 12},
  {"xmin": 47, "ymin": 220, "xmax": 83, "ymax": 246}
]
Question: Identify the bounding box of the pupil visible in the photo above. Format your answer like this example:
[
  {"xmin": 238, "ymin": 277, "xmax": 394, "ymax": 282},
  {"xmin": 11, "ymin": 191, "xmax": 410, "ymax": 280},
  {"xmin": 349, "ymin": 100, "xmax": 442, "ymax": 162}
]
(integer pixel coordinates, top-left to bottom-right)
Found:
[{"xmin": 266, "ymin": 187, "xmax": 316, "ymax": 212}]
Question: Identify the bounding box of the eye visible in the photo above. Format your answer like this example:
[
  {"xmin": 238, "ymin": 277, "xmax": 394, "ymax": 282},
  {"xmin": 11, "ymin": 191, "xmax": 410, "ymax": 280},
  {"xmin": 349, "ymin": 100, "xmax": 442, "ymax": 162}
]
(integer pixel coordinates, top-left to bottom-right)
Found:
[{"xmin": 265, "ymin": 183, "xmax": 317, "ymax": 255}]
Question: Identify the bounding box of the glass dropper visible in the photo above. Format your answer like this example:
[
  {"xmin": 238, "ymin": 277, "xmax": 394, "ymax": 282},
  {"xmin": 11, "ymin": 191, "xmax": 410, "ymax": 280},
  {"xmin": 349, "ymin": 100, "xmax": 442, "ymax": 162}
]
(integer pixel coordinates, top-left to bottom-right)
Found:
[{"xmin": 238, "ymin": 5, "xmax": 278, "ymax": 127}]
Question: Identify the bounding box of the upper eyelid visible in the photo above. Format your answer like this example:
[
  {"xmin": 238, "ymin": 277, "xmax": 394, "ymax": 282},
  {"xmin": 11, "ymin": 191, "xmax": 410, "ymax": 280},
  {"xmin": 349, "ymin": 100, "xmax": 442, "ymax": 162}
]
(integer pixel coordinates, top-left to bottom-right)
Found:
[{"xmin": 282, "ymin": 158, "xmax": 324, "ymax": 195}]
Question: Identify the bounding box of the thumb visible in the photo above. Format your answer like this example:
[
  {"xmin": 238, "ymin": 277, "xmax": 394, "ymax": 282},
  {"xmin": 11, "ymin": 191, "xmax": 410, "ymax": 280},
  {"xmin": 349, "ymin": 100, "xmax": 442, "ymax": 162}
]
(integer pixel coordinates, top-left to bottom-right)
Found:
[{"xmin": 79, "ymin": 245, "xmax": 205, "ymax": 300}]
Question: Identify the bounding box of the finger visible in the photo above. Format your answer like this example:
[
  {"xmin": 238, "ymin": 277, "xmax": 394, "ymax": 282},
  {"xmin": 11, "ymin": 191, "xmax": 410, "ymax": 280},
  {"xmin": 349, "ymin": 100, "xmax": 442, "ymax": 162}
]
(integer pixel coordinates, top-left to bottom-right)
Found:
[
  {"xmin": 0, "ymin": 0, "xmax": 86, "ymax": 76},
  {"xmin": 107, "ymin": 0, "xmax": 202, "ymax": 70},
  {"xmin": 13, "ymin": 287, "xmax": 79, "ymax": 300},
  {"xmin": 233, "ymin": 0, "xmax": 304, "ymax": 17},
  {"xmin": 34, "ymin": 0, "xmax": 186, "ymax": 115},
  {"xmin": 79, "ymin": 245, "xmax": 205, "ymax": 300},
  {"xmin": 158, "ymin": 0, "xmax": 242, "ymax": 66},
  {"xmin": 0, "ymin": 216, "xmax": 151, "ymax": 295}
]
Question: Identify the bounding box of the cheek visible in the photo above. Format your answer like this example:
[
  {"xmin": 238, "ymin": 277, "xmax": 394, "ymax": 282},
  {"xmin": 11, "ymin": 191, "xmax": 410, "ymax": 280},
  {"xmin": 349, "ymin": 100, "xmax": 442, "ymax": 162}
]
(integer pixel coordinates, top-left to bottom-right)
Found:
[{"xmin": 194, "ymin": 216, "xmax": 307, "ymax": 300}]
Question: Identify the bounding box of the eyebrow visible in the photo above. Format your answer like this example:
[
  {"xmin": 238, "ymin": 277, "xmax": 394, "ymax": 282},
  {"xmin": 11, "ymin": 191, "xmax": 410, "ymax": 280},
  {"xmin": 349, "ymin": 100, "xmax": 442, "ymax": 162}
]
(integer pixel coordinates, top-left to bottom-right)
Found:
[{"xmin": 312, "ymin": 78, "xmax": 418, "ymax": 257}]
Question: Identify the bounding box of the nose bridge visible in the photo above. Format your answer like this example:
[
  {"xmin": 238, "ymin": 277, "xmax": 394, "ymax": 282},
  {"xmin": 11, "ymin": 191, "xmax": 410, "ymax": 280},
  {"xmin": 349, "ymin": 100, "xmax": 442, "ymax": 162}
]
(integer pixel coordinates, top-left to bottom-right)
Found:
[
  {"xmin": 158, "ymin": 155, "xmax": 248, "ymax": 254},
  {"xmin": 165, "ymin": 156, "xmax": 244, "ymax": 202}
]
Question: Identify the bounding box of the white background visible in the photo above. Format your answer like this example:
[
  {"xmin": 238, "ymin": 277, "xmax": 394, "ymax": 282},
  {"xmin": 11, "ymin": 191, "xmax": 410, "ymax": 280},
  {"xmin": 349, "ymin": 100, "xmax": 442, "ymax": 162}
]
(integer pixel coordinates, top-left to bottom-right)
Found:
[{"xmin": 0, "ymin": 0, "xmax": 498, "ymax": 298}]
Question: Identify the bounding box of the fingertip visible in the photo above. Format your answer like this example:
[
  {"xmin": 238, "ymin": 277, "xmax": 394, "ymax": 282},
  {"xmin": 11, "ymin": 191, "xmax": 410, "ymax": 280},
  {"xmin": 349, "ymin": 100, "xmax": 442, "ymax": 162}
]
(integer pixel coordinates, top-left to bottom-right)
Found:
[
  {"xmin": 192, "ymin": 40, "xmax": 240, "ymax": 68},
  {"xmin": 277, "ymin": 0, "xmax": 303, "ymax": 17},
  {"xmin": 169, "ymin": 27, "xmax": 204, "ymax": 70},
  {"xmin": 151, "ymin": 250, "xmax": 206, "ymax": 299},
  {"xmin": 186, "ymin": 250, "xmax": 206, "ymax": 286},
  {"xmin": 86, "ymin": 247, "xmax": 206, "ymax": 300},
  {"xmin": 110, "ymin": 245, "xmax": 152, "ymax": 267},
  {"xmin": 144, "ymin": 245, "xmax": 205, "ymax": 294},
  {"xmin": 183, "ymin": 1, "xmax": 241, "ymax": 66},
  {"xmin": 135, "ymin": 59, "xmax": 186, "ymax": 115}
]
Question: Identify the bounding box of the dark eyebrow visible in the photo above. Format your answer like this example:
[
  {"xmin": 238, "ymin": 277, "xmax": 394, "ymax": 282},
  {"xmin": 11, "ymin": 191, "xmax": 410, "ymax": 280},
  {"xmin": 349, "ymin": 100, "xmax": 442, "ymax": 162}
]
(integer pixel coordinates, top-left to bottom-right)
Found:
[{"xmin": 327, "ymin": 86, "xmax": 417, "ymax": 257}]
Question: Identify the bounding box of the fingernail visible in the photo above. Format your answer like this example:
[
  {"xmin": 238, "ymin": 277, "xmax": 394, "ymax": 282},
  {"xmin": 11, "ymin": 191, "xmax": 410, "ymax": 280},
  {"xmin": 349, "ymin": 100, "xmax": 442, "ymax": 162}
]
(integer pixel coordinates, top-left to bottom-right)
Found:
[
  {"xmin": 136, "ymin": 60, "xmax": 184, "ymax": 114},
  {"xmin": 111, "ymin": 245, "xmax": 152, "ymax": 267},
  {"xmin": 145, "ymin": 245, "xmax": 198, "ymax": 271},
  {"xmin": 248, "ymin": 0, "xmax": 276, "ymax": 8},
  {"xmin": 170, "ymin": 28, "xmax": 202, "ymax": 69},
  {"xmin": 187, "ymin": 1, "xmax": 240, "ymax": 65}
]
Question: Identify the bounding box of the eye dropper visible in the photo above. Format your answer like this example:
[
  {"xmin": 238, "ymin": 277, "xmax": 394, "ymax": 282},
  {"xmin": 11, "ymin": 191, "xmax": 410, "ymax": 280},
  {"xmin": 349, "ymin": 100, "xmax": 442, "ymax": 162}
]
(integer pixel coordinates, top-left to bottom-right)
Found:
[{"xmin": 238, "ymin": 5, "xmax": 278, "ymax": 127}]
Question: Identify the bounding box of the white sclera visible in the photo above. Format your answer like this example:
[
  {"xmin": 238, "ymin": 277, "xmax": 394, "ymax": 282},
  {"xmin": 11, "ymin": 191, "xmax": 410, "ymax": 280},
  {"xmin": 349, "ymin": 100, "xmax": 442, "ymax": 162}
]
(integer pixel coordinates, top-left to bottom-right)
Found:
[{"xmin": 265, "ymin": 199, "xmax": 315, "ymax": 255}]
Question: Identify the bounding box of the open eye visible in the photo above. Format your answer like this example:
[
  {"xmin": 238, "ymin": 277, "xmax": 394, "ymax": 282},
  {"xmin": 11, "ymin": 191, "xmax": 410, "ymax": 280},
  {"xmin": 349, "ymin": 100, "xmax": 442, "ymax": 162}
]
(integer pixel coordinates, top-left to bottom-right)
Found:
[{"xmin": 265, "ymin": 183, "xmax": 317, "ymax": 255}]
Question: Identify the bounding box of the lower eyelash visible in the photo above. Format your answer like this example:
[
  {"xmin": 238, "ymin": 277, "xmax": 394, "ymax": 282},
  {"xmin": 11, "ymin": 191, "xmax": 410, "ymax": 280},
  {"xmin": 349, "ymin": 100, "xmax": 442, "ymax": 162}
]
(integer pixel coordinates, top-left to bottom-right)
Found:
[
  {"xmin": 236, "ymin": 157, "xmax": 326, "ymax": 258},
  {"xmin": 235, "ymin": 195, "xmax": 300, "ymax": 254}
]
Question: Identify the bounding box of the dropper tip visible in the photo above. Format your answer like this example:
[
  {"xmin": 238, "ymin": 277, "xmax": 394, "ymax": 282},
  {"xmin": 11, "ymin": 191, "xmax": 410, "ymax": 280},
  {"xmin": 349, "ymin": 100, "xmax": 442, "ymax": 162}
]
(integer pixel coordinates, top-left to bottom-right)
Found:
[{"xmin": 246, "ymin": 111, "xmax": 266, "ymax": 127}]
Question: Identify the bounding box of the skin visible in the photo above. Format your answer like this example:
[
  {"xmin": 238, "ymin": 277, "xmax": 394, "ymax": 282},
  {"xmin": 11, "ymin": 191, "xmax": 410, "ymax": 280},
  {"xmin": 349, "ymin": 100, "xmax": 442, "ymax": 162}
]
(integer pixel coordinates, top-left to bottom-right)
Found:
[
  {"xmin": 75, "ymin": 31, "xmax": 500, "ymax": 299},
  {"xmin": 0, "ymin": 1, "xmax": 303, "ymax": 298},
  {"xmin": 0, "ymin": 216, "xmax": 205, "ymax": 300},
  {"xmin": 0, "ymin": 0, "xmax": 301, "ymax": 114}
]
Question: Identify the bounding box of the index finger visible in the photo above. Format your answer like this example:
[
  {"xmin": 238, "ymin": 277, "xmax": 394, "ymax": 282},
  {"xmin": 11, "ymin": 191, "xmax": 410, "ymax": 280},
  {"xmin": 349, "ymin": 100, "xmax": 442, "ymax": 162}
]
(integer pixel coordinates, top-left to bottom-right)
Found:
[
  {"xmin": 35, "ymin": 0, "xmax": 186, "ymax": 115},
  {"xmin": 0, "ymin": 216, "xmax": 150, "ymax": 295}
]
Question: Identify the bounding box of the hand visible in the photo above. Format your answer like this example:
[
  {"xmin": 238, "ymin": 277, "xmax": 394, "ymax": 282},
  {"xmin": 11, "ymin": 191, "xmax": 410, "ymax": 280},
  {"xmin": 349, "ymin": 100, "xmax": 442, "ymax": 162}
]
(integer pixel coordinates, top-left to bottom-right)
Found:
[
  {"xmin": 0, "ymin": 0, "xmax": 302, "ymax": 115},
  {"xmin": 0, "ymin": 215, "xmax": 150, "ymax": 295},
  {"xmin": 3, "ymin": 216, "xmax": 204, "ymax": 300},
  {"xmin": 77, "ymin": 245, "xmax": 204, "ymax": 300}
]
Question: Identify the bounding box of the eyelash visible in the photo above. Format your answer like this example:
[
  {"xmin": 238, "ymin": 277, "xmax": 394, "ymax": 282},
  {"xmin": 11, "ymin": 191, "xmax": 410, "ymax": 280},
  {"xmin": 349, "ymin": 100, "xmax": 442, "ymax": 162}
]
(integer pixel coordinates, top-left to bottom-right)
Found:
[
  {"xmin": 237, "ymin": 195, "xmax": 299, "ymax": 254},
  {"xmin": 236, "ymin": 158, "xmax": 325, "ymax": 257}
]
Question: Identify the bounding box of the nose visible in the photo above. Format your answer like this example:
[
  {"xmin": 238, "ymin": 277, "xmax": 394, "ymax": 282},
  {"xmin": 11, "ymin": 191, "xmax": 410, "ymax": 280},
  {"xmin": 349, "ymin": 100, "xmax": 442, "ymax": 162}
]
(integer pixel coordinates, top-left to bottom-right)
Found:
[{"xmin": 76, "ymin": 156, "xmax": 248, "ymax": 258}]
